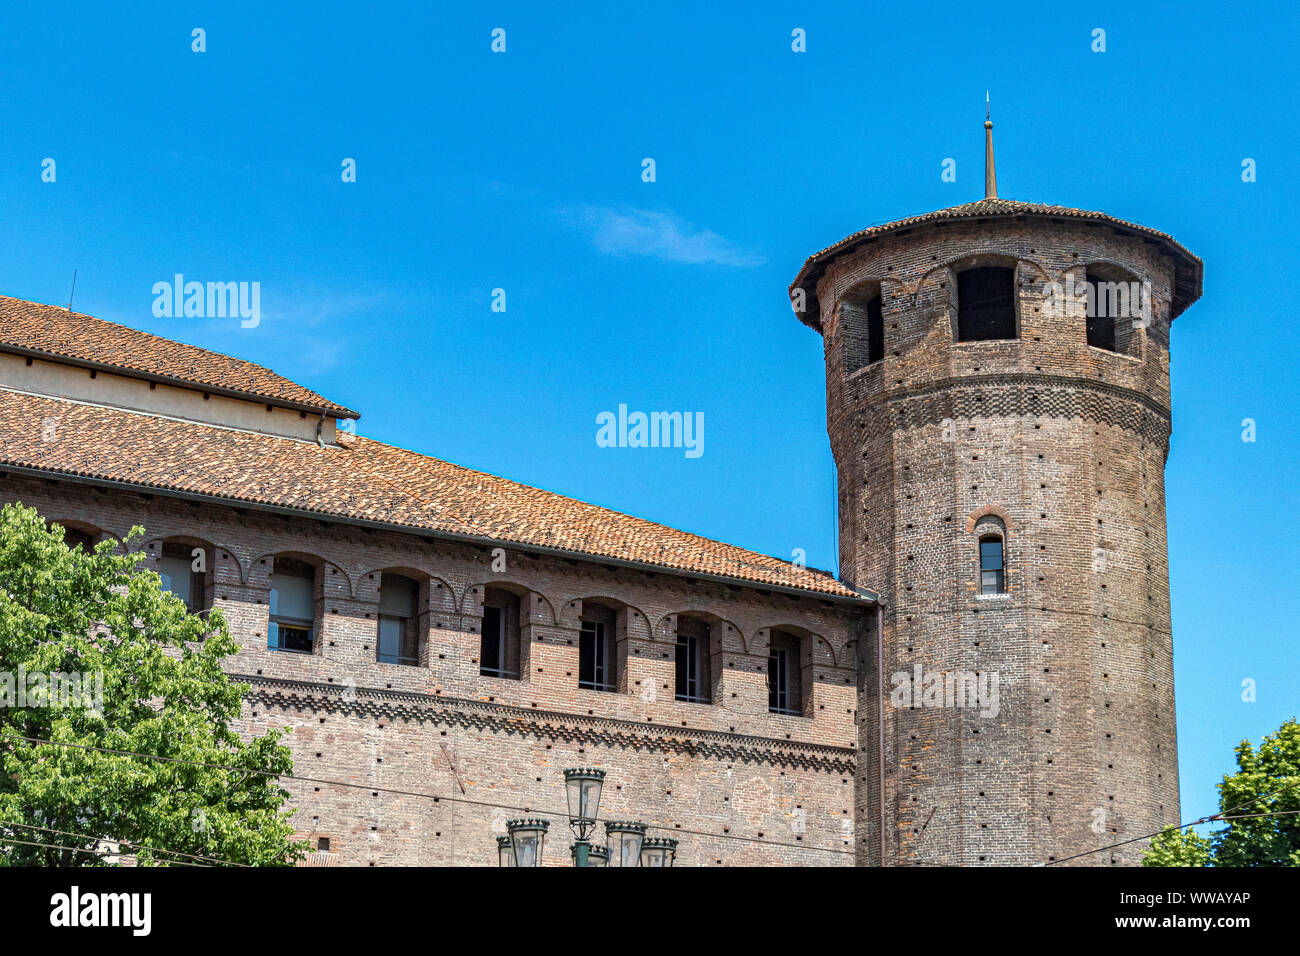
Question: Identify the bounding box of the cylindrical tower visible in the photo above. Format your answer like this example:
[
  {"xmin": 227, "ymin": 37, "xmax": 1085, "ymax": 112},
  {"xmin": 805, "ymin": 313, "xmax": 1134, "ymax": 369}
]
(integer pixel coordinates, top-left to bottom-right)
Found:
[{"xmin": 791, "ymin": 127, "xmax": 1202, "ymax": 866}]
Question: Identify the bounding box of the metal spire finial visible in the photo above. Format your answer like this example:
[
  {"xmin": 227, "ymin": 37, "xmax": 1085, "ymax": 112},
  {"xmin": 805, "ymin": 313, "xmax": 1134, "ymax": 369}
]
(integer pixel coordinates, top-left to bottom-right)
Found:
[{"xmin": 983, "ymin": 92, "xmax": 997, "ymax": 200}]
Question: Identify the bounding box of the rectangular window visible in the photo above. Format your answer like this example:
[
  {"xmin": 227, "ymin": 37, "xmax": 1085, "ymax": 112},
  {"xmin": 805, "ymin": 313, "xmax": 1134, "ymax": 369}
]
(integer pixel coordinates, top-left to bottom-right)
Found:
[
  {"xmin": 269, "ymin": 561, "xmax": 315, "ymax": 654},
  {"xmin": 159, "ymin": 543, "xmax": 207, "ymax": 614},
  {"xmin": 377, "ymin": 615, "xmax": 419, "ymax": 666},
  {"xmin": 769, "ymin": 647, "xmax": 790, "ymax": 713},
  {"xmin": 866, "ymin": 293, "xmax": 884, "ymax": 365},
  {"xmin": 768, "ymin": 630, "xmax": 803, "ymax": 715},
  {"xmin": 675, "ymin": 617, "xmax": 711, "ymax": 703},
  {"xmin": 268, "ymin": 621, "xmax": 313, "ymax": 653},
  {"xmin": 159, "ymin": 554, "xmax": 194, "ymax": 610},
  {"xmin": 980, "ymin": 538, "xmax": 1005, "ymax": 594},
  {"xmin": 579, "ymin": 620, "xmax": 613, "ymax": 691},
  {"xmin": 957, "ymin": 266, "xmax": 1017, "ymax": 341},
  {"xmin": 480, "ymin": 605, "xmax": 506, "ymax": 677},
  {"xmin": 377, "ymin": 574, "xmax": 420, "ymax": 665},
  {"xmin": 1085, "ymin": 271, "xmax": 1118, "ymax": 351},
  {"xmin": 675, "ymin": 634, "xmax": 700, "ymax": 702}
]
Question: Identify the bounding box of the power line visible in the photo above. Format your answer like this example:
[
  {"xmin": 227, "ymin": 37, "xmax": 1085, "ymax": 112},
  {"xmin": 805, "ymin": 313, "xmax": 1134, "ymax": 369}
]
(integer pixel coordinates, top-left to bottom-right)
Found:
[
  {"xmin": 1044, "ymin": 778, "xmax": 1300, "ymax": 865},
  {"xmin": 0, "ymin": 819, "xmax": 248, "ymax": 867},
  {"xmin": 0, "ymin": 834, "xmax": 206, "ymax": 866},
  {"xmin": 1, "ymin": 732, "xmax": 853, "ymax": 858},
  {"xmin": 1219, "ymin": 808, "xmax": 1300, "ymax": 822}
]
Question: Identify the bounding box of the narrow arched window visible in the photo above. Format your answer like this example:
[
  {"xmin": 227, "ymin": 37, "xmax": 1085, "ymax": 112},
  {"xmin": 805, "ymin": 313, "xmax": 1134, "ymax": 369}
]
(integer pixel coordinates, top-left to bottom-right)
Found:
[{"xmin": 979, "ymin": 536, "xmax": 1005, "ymax": 594}]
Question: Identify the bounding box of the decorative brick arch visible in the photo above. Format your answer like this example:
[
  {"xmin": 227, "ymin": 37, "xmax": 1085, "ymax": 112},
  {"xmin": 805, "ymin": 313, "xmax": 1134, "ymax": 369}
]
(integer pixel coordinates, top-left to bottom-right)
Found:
[
  {"xmin": 655, "ymin": 610, "xmax": 745, "ymax": 654},
  {"xmin": 965, "ymin": 504, "xmax": 1014, "ymax": 535},
  {"xmin": 463, "ymin": 580, "xmax": 557, "ymax": 626},
  {"xmin": 559, "ymin": 595, "xmax": 653, "ymax": 640},
  {"xmin": 250, "ymin": 550, "xmax": 351, "ymax": 596}
]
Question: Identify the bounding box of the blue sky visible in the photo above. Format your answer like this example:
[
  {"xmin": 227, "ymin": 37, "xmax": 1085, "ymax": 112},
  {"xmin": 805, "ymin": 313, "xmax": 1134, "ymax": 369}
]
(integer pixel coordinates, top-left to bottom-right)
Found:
[{"xmin": 1, "ymin": 2, "xmax": 1296, "ymax": 839}]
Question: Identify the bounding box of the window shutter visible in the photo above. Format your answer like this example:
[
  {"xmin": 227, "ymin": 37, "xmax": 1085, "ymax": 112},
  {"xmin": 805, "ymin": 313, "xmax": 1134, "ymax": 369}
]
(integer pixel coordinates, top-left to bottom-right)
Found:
[{"xmin": 271, "ymin": 571, "xmax": 314, "ymax": 620}]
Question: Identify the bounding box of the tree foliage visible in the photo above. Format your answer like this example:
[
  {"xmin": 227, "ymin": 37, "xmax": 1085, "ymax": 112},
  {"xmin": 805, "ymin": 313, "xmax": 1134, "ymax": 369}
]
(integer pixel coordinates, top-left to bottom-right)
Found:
[
  {"xmin": 0, "ymin": 502, "xmax": 306, "ymax": 866},
  {"xmin": 1144, "ymin": 718, "xmax": 1300, "ymax": 866}
]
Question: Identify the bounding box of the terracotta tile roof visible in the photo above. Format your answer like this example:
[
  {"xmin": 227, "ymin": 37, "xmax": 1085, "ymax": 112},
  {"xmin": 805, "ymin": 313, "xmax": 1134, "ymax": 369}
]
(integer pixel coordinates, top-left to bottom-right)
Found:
[
  {"xmin": 0, "ymin": 295, "xmax": 359, "ymax": 419},
  {"xmin": 789, "ymin": 198, "xmax": 1203, "ymax": 331},
  {"xmin": 0, "ymin": 388, "xmax": 863, "ymax": 601}
]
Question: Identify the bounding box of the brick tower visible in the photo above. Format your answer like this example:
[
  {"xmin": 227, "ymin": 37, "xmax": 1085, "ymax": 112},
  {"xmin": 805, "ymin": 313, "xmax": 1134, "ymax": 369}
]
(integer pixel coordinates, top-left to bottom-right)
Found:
[{"xmin": 791, "ymin": 116, "xmax": 1202, "ymax": 865}]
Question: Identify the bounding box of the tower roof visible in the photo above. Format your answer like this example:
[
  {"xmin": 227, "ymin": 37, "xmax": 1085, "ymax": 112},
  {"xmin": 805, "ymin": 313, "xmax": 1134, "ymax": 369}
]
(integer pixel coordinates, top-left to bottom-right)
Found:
[{"xmin": 789, "ymin": 197, "xmax": 1204, "ymax": 332}]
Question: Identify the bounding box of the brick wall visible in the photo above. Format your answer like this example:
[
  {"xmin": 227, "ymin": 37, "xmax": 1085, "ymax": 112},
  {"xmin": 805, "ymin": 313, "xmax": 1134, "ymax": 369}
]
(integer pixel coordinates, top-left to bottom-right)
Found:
[{"xmin": 2, "ymin": 475, "xmax": 865, "ymax": 866}]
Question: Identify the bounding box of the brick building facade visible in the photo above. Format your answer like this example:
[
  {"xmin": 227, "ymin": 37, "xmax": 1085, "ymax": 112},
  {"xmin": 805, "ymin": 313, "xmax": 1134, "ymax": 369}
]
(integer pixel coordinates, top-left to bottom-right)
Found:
[{"xmin": 0, "ymin": 143, "xmax": 1202, "ymax": 865}]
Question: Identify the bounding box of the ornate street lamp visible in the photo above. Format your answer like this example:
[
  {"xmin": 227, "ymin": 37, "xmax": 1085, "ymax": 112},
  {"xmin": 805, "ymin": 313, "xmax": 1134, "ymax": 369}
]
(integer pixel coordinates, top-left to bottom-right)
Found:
[
  {"xmin": 506, "ymin": 818, "xmax": 549, "ymax": 867},
  {"xmin": 496, "ymin": 835, "xmax": 516, "ymax": 867},
  {"xmin": 563, "ymin": 768, "xmax": 605, "ymax": 840},
  {"xmin": 563, "ymin": 767, "xmax": 606, "ymax": 866},
  {"xmin": 490, "ymin": 769, "xmax": 677, "ymax": 867},
  {"xmin": 640, "ymin": 836, "xmax": 678, "ymax": 867},
  {"xmin": 604, "ymin": 820, "xmax": 648, "ymax": 867}
]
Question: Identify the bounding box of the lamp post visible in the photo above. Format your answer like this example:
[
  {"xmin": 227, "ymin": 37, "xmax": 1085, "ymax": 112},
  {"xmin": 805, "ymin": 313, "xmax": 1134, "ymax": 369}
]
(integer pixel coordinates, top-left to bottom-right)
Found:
[{"xmin": 495, "ymin": 767, "xmax": 670, "ymax": 866}]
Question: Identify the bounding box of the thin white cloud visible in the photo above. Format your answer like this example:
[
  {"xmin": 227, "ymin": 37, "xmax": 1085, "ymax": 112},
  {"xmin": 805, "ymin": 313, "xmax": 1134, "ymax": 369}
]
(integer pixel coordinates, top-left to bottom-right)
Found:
[
  {"xmin": 568, "ymin": 205, "xmax": 763, "ymax": 267},
  {"xmin": 199, "ymin": 288, "xmax": 389, "ymax": 374}
]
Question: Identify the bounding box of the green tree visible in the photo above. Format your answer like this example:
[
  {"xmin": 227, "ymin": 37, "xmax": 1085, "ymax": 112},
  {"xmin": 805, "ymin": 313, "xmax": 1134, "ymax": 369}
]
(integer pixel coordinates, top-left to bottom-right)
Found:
[
  {"xmin": 1144, "ymin": 718, "xmax": 1300, "ymax": 866},
  {"xmin": 0, "ymin": 502, "xmax": 306, "ymax": 866}
]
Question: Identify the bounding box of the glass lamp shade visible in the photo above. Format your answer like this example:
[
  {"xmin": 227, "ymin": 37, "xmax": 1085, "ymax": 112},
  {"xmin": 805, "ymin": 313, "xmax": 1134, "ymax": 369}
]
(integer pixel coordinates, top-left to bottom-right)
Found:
[
  {"xmin": 505, "ymin": 818, "xmax": 549, "ymax": 867},
  {"xmin": 604, "ymin": 821, "xmax": 648, "ymax": 867},
  {"xmin": 563, "ymin": 768, "xmax": 605, "ymax": 838},
  {"xmin": 640, "ymin": 837, "xmax": 678, "ymax": 867},
  {"xmin": 497, "ymin": 835, "xmax": 515, "ymax": 867}
]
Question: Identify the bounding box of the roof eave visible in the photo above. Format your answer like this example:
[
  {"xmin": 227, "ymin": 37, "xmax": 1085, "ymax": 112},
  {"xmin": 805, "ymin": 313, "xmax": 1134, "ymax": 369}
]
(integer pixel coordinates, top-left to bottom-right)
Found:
[{"xmin": 0, "ymin": 344, "xmax": 361, "ymax": 420}]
